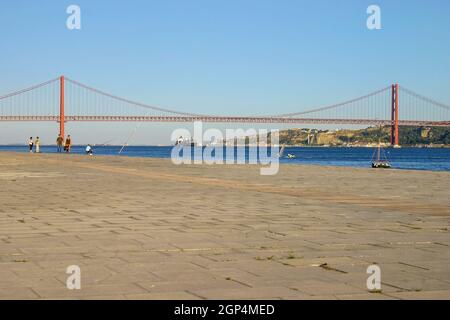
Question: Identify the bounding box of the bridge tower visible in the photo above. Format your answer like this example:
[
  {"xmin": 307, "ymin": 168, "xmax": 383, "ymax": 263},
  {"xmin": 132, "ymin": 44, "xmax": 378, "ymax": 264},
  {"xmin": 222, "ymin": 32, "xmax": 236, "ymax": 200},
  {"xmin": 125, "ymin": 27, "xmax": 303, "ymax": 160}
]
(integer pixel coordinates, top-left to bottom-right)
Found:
[
  {"xmin": 391, "ymin": 83, "xmax": 399, "ymax": 146},
  {"xmin": 59, "ymin": 75, "xmax": 65, "ymax": 138}
]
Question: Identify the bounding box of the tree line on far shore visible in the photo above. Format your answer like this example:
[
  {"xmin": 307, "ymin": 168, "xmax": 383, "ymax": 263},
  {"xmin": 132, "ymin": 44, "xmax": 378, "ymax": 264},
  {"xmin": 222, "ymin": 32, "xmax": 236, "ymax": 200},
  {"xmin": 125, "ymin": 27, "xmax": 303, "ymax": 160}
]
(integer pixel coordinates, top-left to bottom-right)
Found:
[{"xmin": 274, "ymin": 126, "xmax": 450, "ymax": 146}]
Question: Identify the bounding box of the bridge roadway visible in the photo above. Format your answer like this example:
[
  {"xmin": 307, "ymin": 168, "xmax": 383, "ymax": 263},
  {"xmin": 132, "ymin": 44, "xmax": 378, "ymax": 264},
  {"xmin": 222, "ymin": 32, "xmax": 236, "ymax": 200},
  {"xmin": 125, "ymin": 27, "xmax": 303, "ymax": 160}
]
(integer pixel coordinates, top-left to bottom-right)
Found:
[{"xmin": 0, "ymin": 115, "xmax": 449, "ymax": 127}]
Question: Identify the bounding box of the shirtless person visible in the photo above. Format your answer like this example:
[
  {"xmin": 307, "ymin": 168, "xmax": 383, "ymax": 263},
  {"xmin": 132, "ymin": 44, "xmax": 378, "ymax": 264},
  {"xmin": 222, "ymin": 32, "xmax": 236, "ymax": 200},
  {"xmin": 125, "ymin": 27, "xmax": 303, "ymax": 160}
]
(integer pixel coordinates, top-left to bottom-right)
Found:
[{"xmin": 64, "ymin": 135, "xmax": 72, "ymax": 153}]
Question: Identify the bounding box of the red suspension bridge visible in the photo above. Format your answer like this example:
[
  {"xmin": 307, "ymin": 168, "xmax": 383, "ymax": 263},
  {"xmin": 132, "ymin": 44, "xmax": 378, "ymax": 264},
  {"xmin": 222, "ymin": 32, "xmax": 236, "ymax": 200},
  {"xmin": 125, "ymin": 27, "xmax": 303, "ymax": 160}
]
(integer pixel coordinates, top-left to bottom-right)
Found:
[{"xmin": 0, "ymin": 76, "xmax": 449, "ymax": 146}]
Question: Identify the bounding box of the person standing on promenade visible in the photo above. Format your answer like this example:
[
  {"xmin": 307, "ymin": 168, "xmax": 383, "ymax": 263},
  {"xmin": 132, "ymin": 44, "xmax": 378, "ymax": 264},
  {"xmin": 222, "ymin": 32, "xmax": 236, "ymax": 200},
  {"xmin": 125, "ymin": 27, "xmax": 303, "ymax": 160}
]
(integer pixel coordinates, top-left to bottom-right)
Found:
[
  {"xmin": 28, "ymin": 137, "xmax": 33, "ymax": 153},
  {"xmin": 35, "ymin": 137, "xmax": 40, "ymax": 153},
  {"xmin": 56, "ymin": 134, "xmax": 64, "ymax": 153},
  {"xmin": 64, "ymin": 135, "xmax": 72, "ymax": 153}
]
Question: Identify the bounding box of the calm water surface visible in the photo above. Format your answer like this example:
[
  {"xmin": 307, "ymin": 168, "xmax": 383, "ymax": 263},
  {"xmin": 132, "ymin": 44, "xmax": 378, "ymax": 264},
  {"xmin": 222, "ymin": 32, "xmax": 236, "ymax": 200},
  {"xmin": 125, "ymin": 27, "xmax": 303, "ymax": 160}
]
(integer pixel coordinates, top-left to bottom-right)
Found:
[{"xmin": 1, "ymin": 145, "xmax": 449, "ymax": 172}]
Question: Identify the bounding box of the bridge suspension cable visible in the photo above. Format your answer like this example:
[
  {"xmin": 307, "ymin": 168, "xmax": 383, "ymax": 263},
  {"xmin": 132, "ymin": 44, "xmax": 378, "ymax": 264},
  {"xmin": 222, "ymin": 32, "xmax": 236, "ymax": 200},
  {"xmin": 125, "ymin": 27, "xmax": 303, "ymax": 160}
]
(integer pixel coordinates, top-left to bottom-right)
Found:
[
  {"xmin": 397, "ymin": 86, "xmax": 450, "ymax": 122},
  {"xmin": 401, "ymin": 86, "xmax": 450, "ymax": 111},
  {"xmin": 0, "ymin": 77, "xmax": 59, "ymax": 101},
  {"xmin": 64, "ymin": 77, "xmax": 206, "ymax": 117},
  {"xmin": 0, "ymin": 77, "xmax": 60, "ymax": 117},
  {"xmin": 267, "ymin": 86, "xmax": 392, "ymax": 118}
]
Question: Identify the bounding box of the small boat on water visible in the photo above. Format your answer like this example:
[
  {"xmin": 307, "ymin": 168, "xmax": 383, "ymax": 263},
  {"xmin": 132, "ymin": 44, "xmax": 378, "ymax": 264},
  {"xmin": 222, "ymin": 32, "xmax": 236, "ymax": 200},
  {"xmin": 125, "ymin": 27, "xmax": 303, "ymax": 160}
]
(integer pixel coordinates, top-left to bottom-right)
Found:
[
  {"xmin": 372, "ymin": 140, "xmax": 391, "ymax": 169},
  {"xmin": 277, "ymin": 145, "xmax": 296, "ymax": 159},
  {"xmin": 175, "ymin": 136, "xmax": 197, "ymax": 147},
  {"xmin": 372, "ymin": 160, "xmax": 391, "ymax": 169},
  {"xmin": 286, "ymin": 153, "xmax": 296, "ymax": 159}
]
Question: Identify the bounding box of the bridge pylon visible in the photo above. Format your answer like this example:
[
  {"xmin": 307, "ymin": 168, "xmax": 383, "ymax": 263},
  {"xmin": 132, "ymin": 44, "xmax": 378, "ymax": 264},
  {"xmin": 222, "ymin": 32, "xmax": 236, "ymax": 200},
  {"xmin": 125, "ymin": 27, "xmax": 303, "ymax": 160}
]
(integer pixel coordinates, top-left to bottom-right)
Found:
[
  {"xmin": 391, "ymin": 83, "xmax": 399, "ymax": 146},
  {"xmin": 59, "ymin": 75, "xmax": 65, "ymax": 138}
]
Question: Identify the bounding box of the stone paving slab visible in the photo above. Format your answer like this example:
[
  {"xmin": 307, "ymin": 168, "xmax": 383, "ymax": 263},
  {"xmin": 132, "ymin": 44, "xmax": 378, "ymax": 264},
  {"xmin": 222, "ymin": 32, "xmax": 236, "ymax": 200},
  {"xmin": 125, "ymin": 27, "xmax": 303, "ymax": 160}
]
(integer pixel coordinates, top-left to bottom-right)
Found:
[{"xmin": 0, "ymin": 152, "xmax": 449, "ymax": 300}]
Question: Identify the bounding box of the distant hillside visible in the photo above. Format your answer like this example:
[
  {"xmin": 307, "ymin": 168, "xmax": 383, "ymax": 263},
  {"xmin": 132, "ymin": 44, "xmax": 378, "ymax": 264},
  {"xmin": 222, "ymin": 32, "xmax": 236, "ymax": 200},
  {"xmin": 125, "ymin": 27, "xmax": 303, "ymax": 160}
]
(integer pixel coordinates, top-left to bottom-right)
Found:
[{"xmin": 276, "ymin": 126, "xmax": 450, "ymax": 147}]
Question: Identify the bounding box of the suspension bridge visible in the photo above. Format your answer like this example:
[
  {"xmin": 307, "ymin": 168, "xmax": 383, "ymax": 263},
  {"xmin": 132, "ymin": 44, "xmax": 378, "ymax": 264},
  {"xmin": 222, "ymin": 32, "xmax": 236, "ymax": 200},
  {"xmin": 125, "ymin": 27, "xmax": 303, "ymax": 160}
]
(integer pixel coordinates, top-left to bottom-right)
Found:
[{"xmin": 0, "ymin": 76, "xmax": 449, "ymax": 146}]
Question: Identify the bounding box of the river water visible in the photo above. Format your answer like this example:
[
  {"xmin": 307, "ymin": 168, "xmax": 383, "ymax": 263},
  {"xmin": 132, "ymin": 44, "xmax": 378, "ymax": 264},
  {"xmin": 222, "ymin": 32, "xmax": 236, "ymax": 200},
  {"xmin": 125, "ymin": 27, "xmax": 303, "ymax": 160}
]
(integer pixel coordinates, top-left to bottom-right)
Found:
[{"xmin": 1, "ymin": 145, "xmax": 449, "ymax": 172}]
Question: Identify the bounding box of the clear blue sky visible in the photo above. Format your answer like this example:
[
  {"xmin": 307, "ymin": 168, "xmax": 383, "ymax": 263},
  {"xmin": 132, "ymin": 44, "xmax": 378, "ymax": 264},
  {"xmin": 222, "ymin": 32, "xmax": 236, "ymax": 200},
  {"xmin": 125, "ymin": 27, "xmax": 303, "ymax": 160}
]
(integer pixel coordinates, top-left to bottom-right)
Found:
[{"xmin": 0, "ymin": 0, "xmax": 449, "ymax": 145}]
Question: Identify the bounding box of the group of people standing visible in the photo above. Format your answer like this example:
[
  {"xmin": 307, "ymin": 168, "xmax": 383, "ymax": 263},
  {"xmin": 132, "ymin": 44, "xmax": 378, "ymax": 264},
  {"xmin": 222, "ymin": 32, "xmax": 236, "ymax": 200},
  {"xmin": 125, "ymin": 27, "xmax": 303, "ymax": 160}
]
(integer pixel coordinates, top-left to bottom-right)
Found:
[
  {"xmin": 27, "ymin": 134, "xmax": 93, "ymax": 155},
  {"xmin": 28, "ymin": 137, "xmax": 40, "ymax": 153},
  {"xmin": 28, "ymin": 134, "xmax": 72, "ymax": 153},
  {"xmin": 56, "ymin": 134, "xmax": 72, "ymax": 153}
]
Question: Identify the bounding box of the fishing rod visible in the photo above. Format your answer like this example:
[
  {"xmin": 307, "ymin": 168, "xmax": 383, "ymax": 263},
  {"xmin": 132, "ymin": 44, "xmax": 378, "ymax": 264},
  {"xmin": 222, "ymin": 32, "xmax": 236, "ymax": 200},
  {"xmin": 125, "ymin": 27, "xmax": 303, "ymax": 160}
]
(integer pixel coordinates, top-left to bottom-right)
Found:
[{"xmin": 119, "ymin": 122, "xmax": 143, "ymax": 154}]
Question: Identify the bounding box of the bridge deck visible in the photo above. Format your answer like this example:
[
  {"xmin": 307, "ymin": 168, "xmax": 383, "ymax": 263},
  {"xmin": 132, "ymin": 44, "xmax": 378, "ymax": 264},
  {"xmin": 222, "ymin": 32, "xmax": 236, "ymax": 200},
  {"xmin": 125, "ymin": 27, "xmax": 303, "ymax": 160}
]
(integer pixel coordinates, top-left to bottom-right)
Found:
[{"xmin": 0, "ymin": 115, "xmax": 449, "ymax": 127}]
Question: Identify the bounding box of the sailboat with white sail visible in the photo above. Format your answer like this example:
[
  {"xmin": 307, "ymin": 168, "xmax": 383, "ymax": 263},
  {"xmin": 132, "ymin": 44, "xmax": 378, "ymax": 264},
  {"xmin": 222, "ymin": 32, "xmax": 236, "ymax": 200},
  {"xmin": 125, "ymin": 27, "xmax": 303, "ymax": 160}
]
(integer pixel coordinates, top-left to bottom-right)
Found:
[{"xmin": 372, "ymin": 139, "xmax": 391, "ymax": 169}]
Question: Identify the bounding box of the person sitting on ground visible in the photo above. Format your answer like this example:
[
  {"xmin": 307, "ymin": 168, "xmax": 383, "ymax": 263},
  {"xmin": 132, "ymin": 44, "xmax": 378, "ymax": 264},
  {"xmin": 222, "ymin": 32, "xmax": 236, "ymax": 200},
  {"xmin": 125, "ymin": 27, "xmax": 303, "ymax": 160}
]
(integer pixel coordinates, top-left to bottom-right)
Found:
[{"xmin": 85, "ymin": 144, "xmax": 93, "ymax": 155}]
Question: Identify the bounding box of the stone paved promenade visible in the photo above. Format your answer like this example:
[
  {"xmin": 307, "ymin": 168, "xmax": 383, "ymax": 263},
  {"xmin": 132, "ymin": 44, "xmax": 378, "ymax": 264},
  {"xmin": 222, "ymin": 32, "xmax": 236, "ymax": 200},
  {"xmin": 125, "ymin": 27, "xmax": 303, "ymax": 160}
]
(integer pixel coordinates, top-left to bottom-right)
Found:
[{"xmin": 0, "ymin": 152, "xmax": 449, "ymax": 300}]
